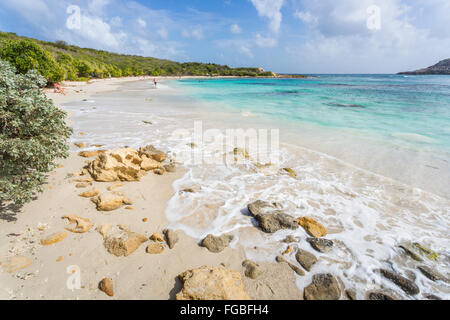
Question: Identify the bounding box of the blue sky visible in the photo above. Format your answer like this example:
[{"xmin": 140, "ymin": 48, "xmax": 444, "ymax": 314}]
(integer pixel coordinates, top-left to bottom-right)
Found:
[{"xmin": 0, "ymin": 0, "xmax": 449, "ymax": 73}]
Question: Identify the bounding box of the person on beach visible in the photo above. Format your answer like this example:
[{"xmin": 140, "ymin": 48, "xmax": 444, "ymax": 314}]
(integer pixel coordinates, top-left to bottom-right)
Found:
[{"xmin": 153, "ymin": 78, "xmax": 158, "ymax": 88}]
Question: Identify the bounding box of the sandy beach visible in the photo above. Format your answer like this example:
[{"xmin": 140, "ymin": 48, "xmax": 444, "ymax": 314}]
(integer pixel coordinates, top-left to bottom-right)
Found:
[
  {"xmin": 1, "ymin": 76, "xmax": 448, "ymax": 301},
  {"xmin": 0, "ymin": 77, "xmax": 302, "ymax": 300}
]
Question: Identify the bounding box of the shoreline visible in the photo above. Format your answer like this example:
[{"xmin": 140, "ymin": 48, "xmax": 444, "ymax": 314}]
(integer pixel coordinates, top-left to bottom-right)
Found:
[
  {"xmin": 1, "ymin": 77, "xmax": 448, "ymax": 300},
  {"xmin": 0, "ymin": 78, "xmax": 303, "ymax": 300}
]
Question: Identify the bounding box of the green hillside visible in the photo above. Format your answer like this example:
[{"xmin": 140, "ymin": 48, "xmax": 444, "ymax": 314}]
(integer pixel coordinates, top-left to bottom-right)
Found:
[{"xmin": 0, "ymin": 31, "xmax": 275, "ymax": 83}]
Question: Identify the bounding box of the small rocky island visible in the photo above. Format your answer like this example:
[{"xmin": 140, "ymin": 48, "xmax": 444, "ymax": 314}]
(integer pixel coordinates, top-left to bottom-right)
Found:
[{"xmin": 398, "ymin": 58, "xmax": 450, "ymax": 75}]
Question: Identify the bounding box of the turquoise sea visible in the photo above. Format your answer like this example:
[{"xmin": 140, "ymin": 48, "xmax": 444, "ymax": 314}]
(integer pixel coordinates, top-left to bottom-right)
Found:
[{"xmin": 174, "ymin": 75, "xmax": 450, "ymax": 198}]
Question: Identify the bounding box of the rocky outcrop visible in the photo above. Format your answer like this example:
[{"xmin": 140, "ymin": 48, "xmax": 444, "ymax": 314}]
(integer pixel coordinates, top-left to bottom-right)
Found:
[
  {"xmin": 104, "ymin": 231, "xmax": 147, "ymax": 257},
  {"xmin": 176, "ymin": 266, "xmax": 250, "ymax": 300},
  {"xmin": 295, "ymin": 249, "xmax": 318, "ymax": 271},
  {"xmin": 62, "ymin": 215, "xmax": 93, "ymax": 233},
  {"xmin": 298, "ymin": 217, "xmax": 328, "ymax": 238},
  {"xmin": 91, "ymin": 194, "xmax": 132, "ymax": 211},
  {"xmin": 139, "ymin": 145, "xmax": 167, "ymax": 162},
  {"xmin": 398, "ymin": 58, "xmax": 450, "ymax": 75},
  {"xmin": 377, "ymin": 269, "xmax": 420, "ymax": 295},
  {"xmin": 201, "ymin": 234, "xmax": 234, "ymax": 253},
  {"xmin": 140, "ymin": 155, "xmax": 162, "ymax": 171},
  {"xmin": 242, "ymin": 260, "xmax": 263, "ymax": 279},
  {"xmin": 99, "ymin": 278, "xmax": 114, "ymax": 296},
  {"xmin": 40, "ymin": 232, "xmax": 67, "ymax": 246},
  {"xmin": 307, "ymin": 238, "xmax": 334, "ymax": 253},
  {"xmin": 87, "ymin": 148, "xmax": 143, "ymax": 182},
  {"xmin": 304, "ymin": 273, "xmax": 341, "ymax": 300}
]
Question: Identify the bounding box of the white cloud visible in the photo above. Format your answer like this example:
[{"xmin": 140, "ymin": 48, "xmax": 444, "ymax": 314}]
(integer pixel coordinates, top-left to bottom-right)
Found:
[
  {"xmin": 182, "ymin": 27, "xmax": 204, "ymax": 40},
  {"xmin": 255, "ymin": 34, "xmax": 277, "ymax": 47},
  {"xmin": 250, "ymin": 0, "xmax": 284, "ymax": 33},
  {"xmin": 239, "ymin": 45, "xmax": 254, "ymax": 58},
  {"xmin": 137, "ymin": 18, "xmax": 147, "ymax": 28},
  {"xmin": 230, "ymin": 24, "xmax": 242, "ymax": 34},
  {"xmin": 157, "ymin": 27, "xmax": 169, "ymax": 40},
  {"xmin": 294, "ymin": 10, "xmax": 317, "ymax": 25},
  {"xmin": 70, "ymin": 15, "xmax": 125, "ymax": 49},
  {"xmin": 109, "ymin": 16, "xmax": 122, "ymax": 27},
  {"xmin": 88, "ymin": 0, "xmax": 110, "ymax": 14},
  {"xmin": 287, "ymin": 0, "xmax": 450, "ymax": 73}
]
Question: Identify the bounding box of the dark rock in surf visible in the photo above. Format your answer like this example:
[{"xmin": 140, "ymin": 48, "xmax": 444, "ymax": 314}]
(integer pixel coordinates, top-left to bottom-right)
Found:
[
  {"xmin": 247, "ymin": 200, "xmax": 277, "ymax": 216},
  {"xmin": 247, "ymin": 200, "xmax": 297, "ymax": 233},
  {"xmin": 307, "ymin": 238, "xmax": 334, "ymax": 253},
  {"xmin": 367, "ymin": 291, "xmax": 396, "ymax": 300},
  {"xmin": 255, "ymin": 211, "xmax": 298, "ymax": 233},
  {"xmin": 345, "ymin": 289, "xmax": 357, "ymax": 300},
  {"xmin": 377, "ymin": 269, "xmax": 420, "ymax": 295},
  {"xmin": 418, "ymin": 265, "xmax": 447, "ymax": 282}
]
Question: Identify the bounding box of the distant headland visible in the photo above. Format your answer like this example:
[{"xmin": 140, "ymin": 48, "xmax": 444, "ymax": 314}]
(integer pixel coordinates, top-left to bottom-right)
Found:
[{"xmin": 398, "ymin": 58, "xmax": 450, "ymax": 75}]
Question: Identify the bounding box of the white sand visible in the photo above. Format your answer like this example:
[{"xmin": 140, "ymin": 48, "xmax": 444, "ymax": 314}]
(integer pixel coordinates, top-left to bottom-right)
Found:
[{"xmin": 0, "ymin": 78, "xmax": 302, "ymax": 300}]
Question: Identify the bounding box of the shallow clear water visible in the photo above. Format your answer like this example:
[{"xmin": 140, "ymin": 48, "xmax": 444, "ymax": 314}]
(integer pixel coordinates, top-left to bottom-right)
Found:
[
  {"xmin": 173, "ymin": 75, "xmax": 450, "ymax": 198},
  {"xmin": 175, "ymin": 75, "xmax": 450, "ymax": 149},
  {"xmin": 62, "ymin": 77, "xmax": 450, "ymax": 300}
]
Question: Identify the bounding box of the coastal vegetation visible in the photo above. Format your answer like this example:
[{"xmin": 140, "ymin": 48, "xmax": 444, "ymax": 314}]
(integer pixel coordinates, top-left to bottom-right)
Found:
[
  {"xmin": 0, "ymin": 60, "xmax": 72, "ymax": 204},
  {"xmin": 0, "ymin": 31, "xmax": 276, "ymax": 84}
]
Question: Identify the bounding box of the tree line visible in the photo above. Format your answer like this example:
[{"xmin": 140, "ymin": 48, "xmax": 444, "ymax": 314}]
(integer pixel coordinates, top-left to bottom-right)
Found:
[{"xmin": 0, "ymin": 31, "xmax": 275, "ymax": 84}]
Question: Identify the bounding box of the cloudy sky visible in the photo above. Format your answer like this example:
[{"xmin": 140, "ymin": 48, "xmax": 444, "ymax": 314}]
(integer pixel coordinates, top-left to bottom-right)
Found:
[{"xmin": 0, "ymin": 0, "xmax": 449, "ymax": 73}]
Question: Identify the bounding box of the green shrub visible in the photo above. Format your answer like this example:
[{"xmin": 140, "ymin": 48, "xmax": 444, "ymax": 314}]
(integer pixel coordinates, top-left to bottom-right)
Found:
[
  {"xmin": 0, "ymin": 60, "xmax": 72, "ymax": 204},
  {"xmin": 0, "ymin": 39, "xmax": 64, "ymax": 84}
]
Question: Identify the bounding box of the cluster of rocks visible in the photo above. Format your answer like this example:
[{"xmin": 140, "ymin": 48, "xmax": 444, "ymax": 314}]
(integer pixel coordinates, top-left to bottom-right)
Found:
[
  {"xmin": 22, "ymin": 144, "xmax": 184, "ymax": 297},
  {"xmin": 71, "ymin": 145, "xmax": 177, "ymax": 213},
  {"xmin": 243, "ymin": 199, "xmax": 447, "ymax": 300},
  {"xmin": 84, "ymin": 145, "xmax": 173, "ymax": 182}
]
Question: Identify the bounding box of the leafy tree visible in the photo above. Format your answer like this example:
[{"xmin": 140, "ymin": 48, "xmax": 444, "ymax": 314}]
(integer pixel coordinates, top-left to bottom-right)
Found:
[
  {"xmin": 0, "ymin": 39, "xmax": 64, "ymax": 83},
  {"xmin": 0, "ymin": 60, "xmax": 72, "ymax": 204}
]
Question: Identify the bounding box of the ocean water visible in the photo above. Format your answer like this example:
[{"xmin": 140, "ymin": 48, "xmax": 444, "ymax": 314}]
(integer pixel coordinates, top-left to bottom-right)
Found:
[
  {"xmin": 63, "ymin": 76, "xmax": 450, "ymax": 299},
  {"xmin": 173, "ymin": 75, "xmax": 450, "ymax": 198}
]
